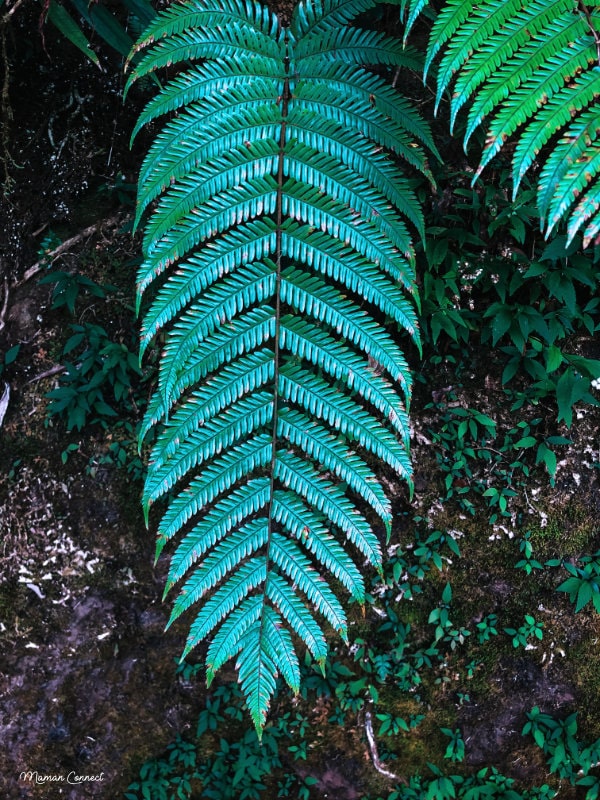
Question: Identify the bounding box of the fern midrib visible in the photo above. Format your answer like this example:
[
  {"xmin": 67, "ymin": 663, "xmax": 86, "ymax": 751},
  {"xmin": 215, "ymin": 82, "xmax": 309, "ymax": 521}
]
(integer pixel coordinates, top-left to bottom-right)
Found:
[{"xmin": 263, "ymin": 26, "xmax": 292, "ymax": 669}]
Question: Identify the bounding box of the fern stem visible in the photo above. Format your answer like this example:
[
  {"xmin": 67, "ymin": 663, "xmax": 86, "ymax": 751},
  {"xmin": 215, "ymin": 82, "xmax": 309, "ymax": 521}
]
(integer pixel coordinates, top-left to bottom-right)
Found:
[
  {"xmin": 267, "ymin": 31, "xmax": 291, "ymax": 496},
  {"xmin": 578, "ymin": 0, "xmax": 600, "ymax": 66},
  {"xmin": 261, "ymin": 28, "xmax": 292, "ymax": 712}
]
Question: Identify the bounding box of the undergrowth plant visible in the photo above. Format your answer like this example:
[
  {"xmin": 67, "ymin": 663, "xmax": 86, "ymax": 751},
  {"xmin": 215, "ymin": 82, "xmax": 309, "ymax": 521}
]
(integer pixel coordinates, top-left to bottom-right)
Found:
[
  {"xmin": 0, "ymin": 343, "xmax": 19, "ymax": 381},
  {"xmin": 515, "ymin": 531, "xmax": 544, "ymax": 576},
  {"xmin": 5, "ymin": 0, "xmax": 600, "ymax": 793},
  {"xmin": 523, "ymin": 708, "xmax": 600, "ymax": 798},
  {"xmin": 418, "ymin": 166, "xmax": 600, "ymax": 429},
  {"xmin": 503, "ymin": 614, "xmax": 544, "ymax": 650},
  {"xmin": 41, "ymin": 0, "xmax": 156, "ymax": 66},
  {"xmin": 125, "ymin": 501, "xmax": 600, "ymax": 798},
  {"xmin": 553, "ymin": 552, "xmax": 600, "ymax": 613},
  {"xmin": 39, "ymin": 269, "xmax": 113, "ymax": 315},
  {"xmin": 426, "ymin": 394, "xmax": 567, "ymax": 521},
  {"xmin": 45, "ymin": 322, "xmax": 142, "ymax": 432}
]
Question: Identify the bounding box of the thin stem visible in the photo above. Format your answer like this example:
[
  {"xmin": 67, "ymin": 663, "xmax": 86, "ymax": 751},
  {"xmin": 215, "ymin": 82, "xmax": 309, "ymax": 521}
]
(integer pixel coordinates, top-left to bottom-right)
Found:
[
  {"xmin": 364, "ymin": 707, "xmax": 407, "ymax": 784},
  {"xmin": 266, "ymin": 33, "xmax": 290, "ymax": 529},
  {"xmin": 578, "ymin": 1, "xmax": 600, "ymax": 65},
  {"xmin": 257, "ymin": 26, "xmax": 291, "ymax": 693}
]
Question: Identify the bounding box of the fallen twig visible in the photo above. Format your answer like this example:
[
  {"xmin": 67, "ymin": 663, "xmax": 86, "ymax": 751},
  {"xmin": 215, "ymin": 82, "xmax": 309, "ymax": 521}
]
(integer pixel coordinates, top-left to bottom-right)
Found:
[
  {"xmin": 14, "ymin": 211, "xmax": 132, "ymax": 288},
  {"xmin": 26, "ymin": 364, "xmax": 65, "ymax": 384},
  {"xmin": 0, "ymin": 381, "xmax": 9, "ymax": 427},
  {"xmin": 0, "ymin": 275, "xmax": 8, "ymax": 331},
  {"xmin": 1, "ymin": 0, "xmax": 30, "ymax": 24},
  {"xmin": 578, "ymin": 1, "xmax": 600, "ymax": 65},
  {"xmin": 364, "ymin": 708, "xmax": 407, "ymax": 784}
]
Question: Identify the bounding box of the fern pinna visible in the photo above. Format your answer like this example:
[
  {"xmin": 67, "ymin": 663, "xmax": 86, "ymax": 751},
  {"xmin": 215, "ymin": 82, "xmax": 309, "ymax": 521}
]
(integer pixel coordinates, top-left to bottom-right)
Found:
[
  {"xmin": 126, "ymin": 0, "xmax": 433, "ymax": 731},
  {"xmin": 419, "ymin": 0, "xmax": 600, "ymax": 246}
]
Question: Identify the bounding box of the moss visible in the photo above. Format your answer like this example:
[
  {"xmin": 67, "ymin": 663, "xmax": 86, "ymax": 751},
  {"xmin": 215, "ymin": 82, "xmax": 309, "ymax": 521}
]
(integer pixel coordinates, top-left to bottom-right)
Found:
[
  {"xmin": 372, "ymin": 706, "xmax": 455, "ymax": 780},
  {"xmin": 565, "ymin": 623, "xmax": 600, "ymax": 739},
  {"xmin": 0, "ymin": 581, "xmax": 29, "ymax": 630},
  {"xmin": 529, "ymin": 500, "xmax": 599, "ymax": 559}
]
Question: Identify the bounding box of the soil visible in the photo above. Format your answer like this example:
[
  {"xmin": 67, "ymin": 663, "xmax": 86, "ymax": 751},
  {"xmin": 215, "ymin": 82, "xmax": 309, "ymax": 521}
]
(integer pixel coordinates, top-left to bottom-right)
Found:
[
  {"xmin": 0, "ymin": 9, "xmax": 204, "ymax": 799},
  {"xmin": 1, "ymin": 5, "xmax": 600, "ymax": 800}
]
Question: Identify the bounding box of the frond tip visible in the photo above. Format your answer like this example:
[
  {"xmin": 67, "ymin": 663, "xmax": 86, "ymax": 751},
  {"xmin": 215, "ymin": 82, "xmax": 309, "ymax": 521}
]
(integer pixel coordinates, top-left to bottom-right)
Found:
[{"xmin": 131, "ymin": 0, "xmax": 428, "ymax": 733}]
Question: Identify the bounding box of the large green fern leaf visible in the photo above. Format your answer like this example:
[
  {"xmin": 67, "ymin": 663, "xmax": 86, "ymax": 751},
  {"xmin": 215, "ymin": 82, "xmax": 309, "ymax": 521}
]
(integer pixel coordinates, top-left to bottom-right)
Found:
[
  {"xmin": 424, "ymin": 0, "xmax": 600, "ymax": 245},
  {"xmin": 127, "ymin": 0, "xmax": 430, "ymax": 732}
]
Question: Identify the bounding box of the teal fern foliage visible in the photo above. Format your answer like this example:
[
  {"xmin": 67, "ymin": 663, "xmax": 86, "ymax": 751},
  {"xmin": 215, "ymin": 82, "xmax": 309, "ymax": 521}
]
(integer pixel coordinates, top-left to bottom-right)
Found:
[
  {"xmin": 126, "ymin": 0, "xmax": 434, "ymax": 732},
  {"xmin": 422, "ymin": 0, "xmax": 600, "ymax": 246}
]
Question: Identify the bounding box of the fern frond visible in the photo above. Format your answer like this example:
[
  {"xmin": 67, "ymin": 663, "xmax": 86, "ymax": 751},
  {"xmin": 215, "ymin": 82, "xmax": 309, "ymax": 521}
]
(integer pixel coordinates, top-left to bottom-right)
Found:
[
  {"xmin": 291, "ymin": 118, "xmax": 426, "ymax": 236},
  {"xmin": 139, "ymin": 308, "xmax": 277, "ymax": 447},
  {"xmin": 235, "ymin": 615, "xmax": 283, "ymax": 732},
  {"xmin": 144, "ymin": 183, "xmax": 279, "ymax": 287},
  {"xmin": 269, "ymin": 533, "xmax": 348, "ymax": 635},
  {"xmin": 165, "ymin": 480, "xmax": 272, "ymax": 586},
  {"xmin": 296, "ymin": 25, "xmax": 410, "ymax": 68},
  {"xmin": 206, "ymin": 595, "xmax": 264, "ymax": 680},
  {"xmin": 150, "ymin": 352, "xmax": 275, "ymax": 466},
  {"xmin": 461, "ymin": 14, "xmax": 582, "ymax": 147},
  {"xmin": 279, "ymin": 318, "xmax": 410, "ymax": 439},
  {"xmin": 255, "ymin": 607, "xmax": 301, "ymax": 695},
  {"xmin": 300, "ymin": 61, "xmax": 437, "ymax": 152},
  {"xmin": 141, "ymin": 140, "xmax": 280, "ymax": 253},
  {"xmin": 434, "ymin": 0, "xmax": 517, "ymax": 113},
  {"xmin": 181, "ymin": 557, "xmax": 268, "ymax": 650},
  {"xmin": 282, "ymin": 229, "xmax": 418, "ymax": 317},
  {"xmin": 426, "ymin": 0, "xmax": 600, "ymax": 241},
  {"xmin": 127, "ymin": 0, "xmax": 279, "ymax": 59},
  {"xmin": 478, "ymin": 49, "xmax": 600, "ymax": 182},
  {"xmin": 161, "ymin": 306, "xmax": 277, "ymax": 403},
  {"xmin": 126, "ymin": 18, "xmax": 282, "ymax": 87},
  {"xmin": 136, "ymin": 101, "xmax": 282, "ymax": 224},
  {"xmin": 278, "ymin": 364, "xmax": 412, "ymax": 478},
  {"xmin": 281, "ymin": 183, "xmax": 419, "ymax": 292},
  {"xmin": 157, "ymin": 266, "xmax": 277, "ymax": 406},
  {"xmin": 448, "ymin": 1, "xmax": 571, "ymax": 132},
  {"xmin": 424, "ymin": 0, "xmax": 472, "ymax": 80},
  {"xmin": 170, "ymin": 519, "xmax": 269, "ymax": 611},
  {"xmin": 278, "ymin": 267, "xmax": 414, "ymax": 387},
  {"xmin": 130, "ymin": 61, "xmax": 280, "ymax": 141},
  {"xmin": 274, "ymin": 450, "xmax": 381, "ymax": 565},
  {"xmin": 282, "ymin": 144, "xmax": 414, "ymax": 254},
  {"xmin": 132, "ymin": 0, "xmax": 428, "ymax": 731},
  {"xmin": 295, "ymin": 82, "xmax": 432, "ymax": 176},
  {"xmin": 137, "ymin": 219, "xmax": 277, "ymax": 328},
  {"xmin": 568, "ymin": 173, "xmax": 600, "ymax": 246},
  {"xmin": 582, "ymin": 213, "xmax": 600, "ymax": 248}
]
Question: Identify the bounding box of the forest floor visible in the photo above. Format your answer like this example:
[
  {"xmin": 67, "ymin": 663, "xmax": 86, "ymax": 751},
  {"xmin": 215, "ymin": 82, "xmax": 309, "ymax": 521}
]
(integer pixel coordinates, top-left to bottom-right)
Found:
[
  {"xmin": 1, "ymin": 8, "xmax": 600, "ymax": 800},
  {"xmin": 0, "ymin": 14, "xmax": 202, "ymax": 799}
]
